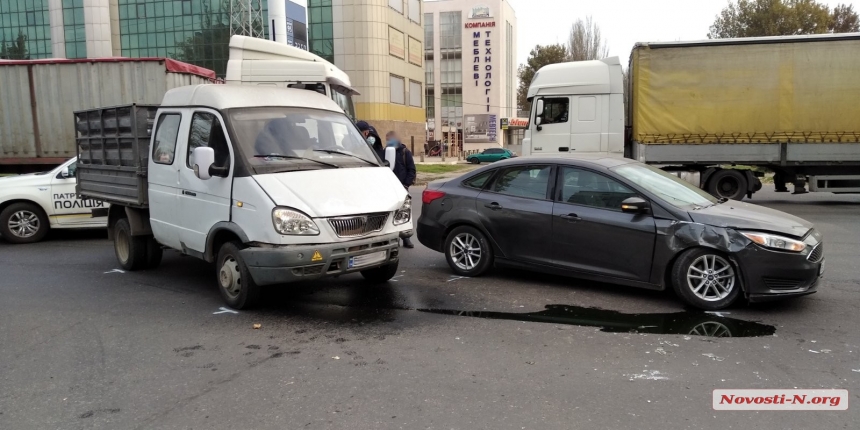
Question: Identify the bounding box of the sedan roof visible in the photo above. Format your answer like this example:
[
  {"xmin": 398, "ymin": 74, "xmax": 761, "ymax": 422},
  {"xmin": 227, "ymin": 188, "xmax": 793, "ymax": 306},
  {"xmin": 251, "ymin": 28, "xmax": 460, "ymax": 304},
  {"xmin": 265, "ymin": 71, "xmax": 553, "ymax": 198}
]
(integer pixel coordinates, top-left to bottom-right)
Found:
[{"xmin": 499, "ymin": 154, "xmax": 637, "ymax": 169}]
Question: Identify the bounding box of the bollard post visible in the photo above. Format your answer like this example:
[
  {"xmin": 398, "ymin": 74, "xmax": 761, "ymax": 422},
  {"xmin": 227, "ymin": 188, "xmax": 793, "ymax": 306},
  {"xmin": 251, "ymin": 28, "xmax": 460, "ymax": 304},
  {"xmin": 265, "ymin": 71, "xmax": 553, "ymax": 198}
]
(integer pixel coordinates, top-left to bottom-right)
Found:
[
  {"xmin": 420, "ymin": 151, "xmax": 425, "ymax": 162},
  {"xmin": 410, "ymin": 136, "xmax": 415, "ymax": 154}
]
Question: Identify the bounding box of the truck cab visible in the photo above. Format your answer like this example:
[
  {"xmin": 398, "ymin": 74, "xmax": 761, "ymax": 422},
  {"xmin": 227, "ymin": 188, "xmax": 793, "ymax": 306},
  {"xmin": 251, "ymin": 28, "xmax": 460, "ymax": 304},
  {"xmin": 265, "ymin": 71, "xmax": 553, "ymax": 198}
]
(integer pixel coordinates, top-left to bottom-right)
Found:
[
  {"xmin": 225, "ymin": 35, "xmax": 359, "ymax": 121},
  {"xmin": 522, "ymin": 57, "xmax": 625, "ymax": 157},
  {"xmin": 78, "ymin": 85, "xmax": 411, "ymax": 309}
]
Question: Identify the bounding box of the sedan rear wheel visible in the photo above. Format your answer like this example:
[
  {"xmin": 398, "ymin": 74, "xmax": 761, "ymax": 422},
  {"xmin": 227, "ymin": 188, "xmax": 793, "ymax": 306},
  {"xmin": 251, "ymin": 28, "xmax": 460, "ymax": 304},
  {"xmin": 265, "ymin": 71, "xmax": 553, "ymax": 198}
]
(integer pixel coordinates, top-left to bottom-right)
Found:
[
  {"xmin": 444, "ymin": 226, "xmax": 493, "ymax": 277},
  {"xmin": 671, "ymin": 248, "xmax": 740, "ymax": 310}
]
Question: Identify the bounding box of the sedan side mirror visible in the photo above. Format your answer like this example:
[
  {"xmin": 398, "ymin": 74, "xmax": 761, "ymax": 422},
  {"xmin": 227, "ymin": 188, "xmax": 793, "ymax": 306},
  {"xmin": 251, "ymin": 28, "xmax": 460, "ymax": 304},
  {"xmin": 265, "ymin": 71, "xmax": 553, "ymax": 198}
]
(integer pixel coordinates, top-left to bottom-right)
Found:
[
  {"xmin": 192, "ymin": 147, "xmax": 215, "ymax": 180},
  {"xmin": 621, "ymin": 196, "xmax": 650, "ymax": 214}
]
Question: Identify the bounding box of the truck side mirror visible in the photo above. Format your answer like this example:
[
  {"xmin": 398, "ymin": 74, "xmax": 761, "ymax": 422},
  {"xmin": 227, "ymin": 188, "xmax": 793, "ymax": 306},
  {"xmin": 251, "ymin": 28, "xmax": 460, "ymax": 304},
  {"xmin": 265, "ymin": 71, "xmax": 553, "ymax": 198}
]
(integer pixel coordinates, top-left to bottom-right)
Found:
[
  {"xmin": 192, "ymin": 147, "xmax": 215, "ymax": 180},
  {"xmin": 535, "ymin": 99, "xmax": 544, "ymax": 116},
  {"xmin": 535, "ymin": 117, "xmax": 542, "ymax": 126}
]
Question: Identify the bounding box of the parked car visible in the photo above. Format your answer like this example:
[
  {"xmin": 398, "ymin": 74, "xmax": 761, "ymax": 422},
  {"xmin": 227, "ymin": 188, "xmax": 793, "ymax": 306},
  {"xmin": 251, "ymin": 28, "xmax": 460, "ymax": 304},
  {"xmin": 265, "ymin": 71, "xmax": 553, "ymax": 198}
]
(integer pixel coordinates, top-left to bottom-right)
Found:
[
  {"xmin": 467, "ymin": 148, "xmax": 516, "ymax": 164},
  {"xmin": 417, "ymin": 156, "xmax": 824, "ymax": 310},
  {"xmin": 0, "ymin": 157, "xmax": 107, "ymax": 244}
]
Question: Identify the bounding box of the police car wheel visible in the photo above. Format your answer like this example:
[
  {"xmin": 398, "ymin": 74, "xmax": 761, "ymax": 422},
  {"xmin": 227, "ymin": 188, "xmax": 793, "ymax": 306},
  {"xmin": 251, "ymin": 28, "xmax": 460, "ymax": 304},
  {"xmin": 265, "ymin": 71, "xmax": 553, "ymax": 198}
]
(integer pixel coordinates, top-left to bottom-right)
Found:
[
  {"xmin": 216, "ymin": 242, "xmax": 261, "ymax": 310},
  {"xmin": 113, "ymin": 218, "xmax": 147, "ymax": 271},
  {"xmin": 0, "ymin": 202, "xmax": 49, "ymax": 244}
]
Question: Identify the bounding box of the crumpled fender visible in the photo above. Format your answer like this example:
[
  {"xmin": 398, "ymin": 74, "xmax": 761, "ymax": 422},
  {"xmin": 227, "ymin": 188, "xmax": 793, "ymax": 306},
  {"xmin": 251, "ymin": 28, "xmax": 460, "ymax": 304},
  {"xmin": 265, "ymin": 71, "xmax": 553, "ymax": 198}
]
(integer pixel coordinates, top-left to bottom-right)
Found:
[{"xmin": 663, "ymin": 221, "xmax": 751, "ymax": 253}]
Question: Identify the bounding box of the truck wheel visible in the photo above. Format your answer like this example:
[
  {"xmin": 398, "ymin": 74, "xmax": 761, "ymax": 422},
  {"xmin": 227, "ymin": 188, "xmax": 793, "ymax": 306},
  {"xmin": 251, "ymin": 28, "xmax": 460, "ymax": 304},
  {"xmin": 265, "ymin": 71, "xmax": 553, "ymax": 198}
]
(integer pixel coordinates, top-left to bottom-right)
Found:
[
  {"xmin": 114, "ymin": 218, "xmax": 147, "ymax": 271},
  {"xmin": 145, "ymin": 237, "xmax": 163, "ymax": 269},
  {"xmin": 360, "ymin": 261, "xmax": 399, "ymax": 283},
  {"xmin": 707, "ymin": 169, "xmax": 747, "ymax": 201},
  {"xmin": 671, "ymin": 248, "xmax": 740, "ymax": 311},
  {"xmin": 0, "ymin": 202, "xmax": 49, "ymax": 244},
  {"xmin": 216, "ymin": 242, "xmax": 261, "ymax": 310},
  {"xmin": 444, "ymin": 225, "xmax": 494, "ymax": 277}
]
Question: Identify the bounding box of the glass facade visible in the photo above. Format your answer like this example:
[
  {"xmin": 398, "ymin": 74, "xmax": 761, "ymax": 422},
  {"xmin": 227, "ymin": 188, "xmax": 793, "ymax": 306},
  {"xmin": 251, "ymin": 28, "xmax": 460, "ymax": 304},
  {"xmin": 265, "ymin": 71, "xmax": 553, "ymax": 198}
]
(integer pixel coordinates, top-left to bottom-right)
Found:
[
  {"xmin": 117, "ymin": 0, "xmax": 267, "ymax": 77},
  {"xmin": 307, "ymin": 0, "xmax": 333, "ymax": 62},
  {"xmin": 438, "ymin": 11, "xmax": 462, "ymax": 128},
  {"xmin": 0, "ymin": 0, "xmax": 51, "ymax": 59},
  {"xmin": 62, "ymin": 0, "xmax": 87, "ymax": 58},
  {"xmin": 424, "ymin": 13, "xmax": 434, "ymax": 120}
]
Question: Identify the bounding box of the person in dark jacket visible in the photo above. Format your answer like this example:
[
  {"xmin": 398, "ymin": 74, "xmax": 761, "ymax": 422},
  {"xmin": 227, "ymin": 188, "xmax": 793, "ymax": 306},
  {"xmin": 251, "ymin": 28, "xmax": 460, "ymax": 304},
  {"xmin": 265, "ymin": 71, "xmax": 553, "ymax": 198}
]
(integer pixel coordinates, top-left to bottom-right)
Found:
[
  {"xmin": 385, "ymin": 131, "xmax": 417, "ymax": 248},
  {"xmin": 355, "ymin": 120, "xmax": 384, "ymax": 160}
]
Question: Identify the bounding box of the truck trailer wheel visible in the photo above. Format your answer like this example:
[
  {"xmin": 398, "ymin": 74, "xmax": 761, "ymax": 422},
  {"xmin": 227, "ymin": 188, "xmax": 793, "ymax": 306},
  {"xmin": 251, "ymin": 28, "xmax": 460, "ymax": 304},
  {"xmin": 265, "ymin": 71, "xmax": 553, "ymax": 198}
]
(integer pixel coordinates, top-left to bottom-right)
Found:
[
  {"xmin": 0, "ymin": 202, "xmax": 49, "ymax": 244},
  {"xmin": 114, "ymin": 218, "xmax": 147, "ymax": 271},
  {"xmin": 706, "ymin": 169, "xmax": 748, "ymax": 201},
  {"xmin": 216, "ymin": 242, "xmax": 261, "ymax": 310},
  {"xmin": 360, "ymin": 261, "xmax": 399, "ymax": 283}
]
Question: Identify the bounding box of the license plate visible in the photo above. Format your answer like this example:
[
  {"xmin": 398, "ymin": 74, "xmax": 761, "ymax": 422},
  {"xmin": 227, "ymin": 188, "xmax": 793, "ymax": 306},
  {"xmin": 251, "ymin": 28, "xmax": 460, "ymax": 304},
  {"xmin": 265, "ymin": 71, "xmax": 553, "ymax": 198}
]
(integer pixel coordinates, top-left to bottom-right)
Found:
[
  {"xmin": 348, "ymin": 251, "xmax": 387, "ymax": 269},
  {"xmin": 819, "ymin": 260, "xmax": 825, "ymax": 276}
]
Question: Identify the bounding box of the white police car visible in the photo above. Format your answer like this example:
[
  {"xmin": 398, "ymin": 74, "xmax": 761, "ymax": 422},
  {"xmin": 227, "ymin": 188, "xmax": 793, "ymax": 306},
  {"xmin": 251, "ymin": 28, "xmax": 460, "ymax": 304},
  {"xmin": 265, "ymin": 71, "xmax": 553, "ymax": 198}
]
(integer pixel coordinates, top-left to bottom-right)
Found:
[{"xmin": 0, "ymin": 157, "xmax": 107, "ymax": 244}]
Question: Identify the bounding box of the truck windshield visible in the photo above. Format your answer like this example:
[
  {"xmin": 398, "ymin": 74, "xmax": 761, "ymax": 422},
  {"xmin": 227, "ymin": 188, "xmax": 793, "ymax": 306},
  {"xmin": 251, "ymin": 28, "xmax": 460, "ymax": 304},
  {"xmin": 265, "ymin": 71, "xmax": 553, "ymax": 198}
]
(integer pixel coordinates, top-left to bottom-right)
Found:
[
  {"xmin": 611, "ymin": 163, "xmax": 718, "ymax": 209},
  {"xmin": 331, "ymin": 87, "xmax": 356, "ymax": 121},
  {"xmin": 228, "ymin": 107, "xmax": 380, "ymax": 173}
]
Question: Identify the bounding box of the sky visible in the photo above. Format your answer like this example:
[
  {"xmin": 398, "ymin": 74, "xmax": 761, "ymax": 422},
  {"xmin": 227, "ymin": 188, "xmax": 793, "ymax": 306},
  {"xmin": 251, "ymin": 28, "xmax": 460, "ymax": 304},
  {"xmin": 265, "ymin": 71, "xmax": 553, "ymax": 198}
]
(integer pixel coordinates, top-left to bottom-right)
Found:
[{"xmin": 506, "ymin": 0, "xmax": 857, "ymax": 67}]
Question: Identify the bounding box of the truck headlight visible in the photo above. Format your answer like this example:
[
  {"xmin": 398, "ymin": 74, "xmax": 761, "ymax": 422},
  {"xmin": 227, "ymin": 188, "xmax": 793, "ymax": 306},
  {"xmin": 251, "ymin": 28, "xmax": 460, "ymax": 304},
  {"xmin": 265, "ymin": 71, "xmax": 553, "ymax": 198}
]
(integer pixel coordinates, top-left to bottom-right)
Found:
[
  {"xmin": 272, "ymin": 207, "xmax": 319, "ymax": 235},
  {"xmin": 393, "ymin": 196, "xmax": 412, "ymax": 226},
  {"xmin": 740, "ymin": 231, "xmax": 806, "ymax": 252}
]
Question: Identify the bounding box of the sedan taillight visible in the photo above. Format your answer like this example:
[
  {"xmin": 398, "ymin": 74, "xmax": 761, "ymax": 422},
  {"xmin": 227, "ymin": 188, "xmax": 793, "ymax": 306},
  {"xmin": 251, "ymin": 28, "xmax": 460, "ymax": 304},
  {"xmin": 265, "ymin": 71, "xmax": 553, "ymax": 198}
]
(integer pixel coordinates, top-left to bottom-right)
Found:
[{"xmin": 422, "ymin": 190, "xmax": 446, "ymax": 205}]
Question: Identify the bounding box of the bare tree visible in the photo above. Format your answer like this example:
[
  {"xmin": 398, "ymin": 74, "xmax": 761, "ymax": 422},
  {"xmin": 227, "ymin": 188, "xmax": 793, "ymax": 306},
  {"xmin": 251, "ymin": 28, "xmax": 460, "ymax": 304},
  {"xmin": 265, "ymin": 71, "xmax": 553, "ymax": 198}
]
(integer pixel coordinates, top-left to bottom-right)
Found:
[{"xmin": 568, "ymin": 16, "xmax": 609, "ymax": 61}]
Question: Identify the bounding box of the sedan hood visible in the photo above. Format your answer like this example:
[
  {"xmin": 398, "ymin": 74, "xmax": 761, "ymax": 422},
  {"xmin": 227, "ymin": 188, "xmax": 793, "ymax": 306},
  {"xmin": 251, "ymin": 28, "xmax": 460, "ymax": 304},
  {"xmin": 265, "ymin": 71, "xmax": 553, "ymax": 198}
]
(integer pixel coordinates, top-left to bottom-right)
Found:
[
  {"xmin": 0, "ymin": 172, "xmax": 48, "ymax": 186},
  {"xmin": 689, "ymin": 200, "xmax": 813, "ymax": 238},
  {"xmin": 253, "ymin": 167, "xmax": 408, "ymax": 218}
]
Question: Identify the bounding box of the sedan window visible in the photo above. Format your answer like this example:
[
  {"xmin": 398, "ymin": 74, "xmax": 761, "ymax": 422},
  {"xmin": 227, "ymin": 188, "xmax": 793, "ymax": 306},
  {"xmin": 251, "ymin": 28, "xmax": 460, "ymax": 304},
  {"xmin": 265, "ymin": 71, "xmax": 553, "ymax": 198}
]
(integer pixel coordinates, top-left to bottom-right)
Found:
[
  {"xmin": 559, "ymin": 167, "xmax": 637, "ymax": 210},
  {"xmin": 491, "ymin": 166, "xmax": 552, "ymax": 199},
  {"xmin": 462, "ymin": 170, "xmax": 495, "ymax": 189}
]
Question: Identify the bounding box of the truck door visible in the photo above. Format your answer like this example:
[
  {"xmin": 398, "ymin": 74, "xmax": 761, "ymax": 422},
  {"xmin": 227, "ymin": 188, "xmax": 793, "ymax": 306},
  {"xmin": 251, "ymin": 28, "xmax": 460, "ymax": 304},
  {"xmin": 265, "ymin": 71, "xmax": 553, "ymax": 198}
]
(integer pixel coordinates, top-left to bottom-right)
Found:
[
  {"xmin": 532, "ymin": 97, "xmax": 571, "ymax": 154},
  {"xmin": 50, "ymin": 159, "xmax": 107, "ymax": 225},
  {"xmin": 569, "ymin": 96, "xmax": 602, "ymax": 153},
  {"xmin": 177, "ymin": 110, "xmax": 233, "ymax": 254},
  {"xmin": 147, "ymin": 111, "xmax": 185, "ymax": 250}
]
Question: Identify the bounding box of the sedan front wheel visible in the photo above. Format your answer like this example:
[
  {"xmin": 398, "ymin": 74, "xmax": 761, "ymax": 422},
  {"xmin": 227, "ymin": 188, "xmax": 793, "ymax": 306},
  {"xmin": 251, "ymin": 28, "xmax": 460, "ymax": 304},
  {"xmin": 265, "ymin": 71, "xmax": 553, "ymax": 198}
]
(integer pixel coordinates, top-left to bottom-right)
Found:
[
  {"xmin": 444, "ymin": 226, "xmax": 493, "ymax": 277},
  {"xmin": 671, "ymin": 248, "xmax": 740, "ymax": 310}
]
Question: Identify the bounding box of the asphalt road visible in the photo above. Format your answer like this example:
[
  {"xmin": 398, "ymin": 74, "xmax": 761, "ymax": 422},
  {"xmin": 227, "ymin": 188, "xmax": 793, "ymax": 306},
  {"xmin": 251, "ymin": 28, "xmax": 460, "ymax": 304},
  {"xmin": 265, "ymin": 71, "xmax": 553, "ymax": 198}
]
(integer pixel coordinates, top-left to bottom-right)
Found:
[{"xmin": 1, "ymin": 186, "xmax": 858, "ymax": 429}]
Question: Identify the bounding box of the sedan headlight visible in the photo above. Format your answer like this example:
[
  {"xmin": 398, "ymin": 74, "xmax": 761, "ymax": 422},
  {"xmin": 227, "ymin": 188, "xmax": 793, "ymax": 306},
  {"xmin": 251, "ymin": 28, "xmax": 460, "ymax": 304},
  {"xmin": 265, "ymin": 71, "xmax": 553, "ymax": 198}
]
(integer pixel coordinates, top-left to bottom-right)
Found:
[
  {"xmin": 272, "ymin": 207, "xmax": 320, "ymax": 235},
  {"xmin": 740, "ymin": 231, "xmax": 806, "ymax": 252},
  {"xmin": 393, "ymin": 196, "xmax": 412, "ymax": 226}
]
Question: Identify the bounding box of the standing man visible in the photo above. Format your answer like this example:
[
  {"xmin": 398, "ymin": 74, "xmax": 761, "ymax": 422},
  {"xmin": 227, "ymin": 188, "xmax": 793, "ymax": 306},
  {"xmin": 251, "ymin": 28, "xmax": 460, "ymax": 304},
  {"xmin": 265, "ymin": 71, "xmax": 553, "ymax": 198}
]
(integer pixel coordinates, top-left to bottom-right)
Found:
[
  {"xmin": 385, "ymin": 131, "xmax": 417, "ymax": 248},
  {"xmin": 355, "ymin": 121, "xmax": 384, "ymax": 160}
]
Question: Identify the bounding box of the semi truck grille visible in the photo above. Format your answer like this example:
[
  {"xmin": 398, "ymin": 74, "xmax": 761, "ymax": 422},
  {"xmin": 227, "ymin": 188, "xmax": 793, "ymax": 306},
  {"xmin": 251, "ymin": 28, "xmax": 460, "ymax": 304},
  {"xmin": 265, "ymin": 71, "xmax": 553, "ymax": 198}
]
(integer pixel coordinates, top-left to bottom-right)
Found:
[
  {"xmin": 807, "ymin": 243, "xmax": 824, "ymax": 263},
  {"xmin": 328, "ymin": 213, "xmax": 389, "ymax": 238}
]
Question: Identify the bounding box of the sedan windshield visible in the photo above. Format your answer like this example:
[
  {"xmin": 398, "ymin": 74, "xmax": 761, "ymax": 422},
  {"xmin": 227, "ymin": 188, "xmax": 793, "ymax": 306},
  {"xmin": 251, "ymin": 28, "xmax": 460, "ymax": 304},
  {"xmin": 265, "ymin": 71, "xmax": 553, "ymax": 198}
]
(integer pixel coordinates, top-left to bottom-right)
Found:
[
  {"xmin": 611, "ymin": 163, "xmax": 718, "ymax": 209},
  {"xmin": 228, "ymin": 107, "xmax": 379, "ymax": 173}
]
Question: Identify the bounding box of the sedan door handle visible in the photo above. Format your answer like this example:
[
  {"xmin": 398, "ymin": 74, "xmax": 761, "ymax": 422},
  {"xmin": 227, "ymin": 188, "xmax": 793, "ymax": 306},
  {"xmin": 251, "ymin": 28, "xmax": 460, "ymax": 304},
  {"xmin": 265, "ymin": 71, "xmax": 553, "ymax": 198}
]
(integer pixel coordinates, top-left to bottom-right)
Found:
[
  {"xmin": 182, "ymin": 190, "xmax": 197, "ymax": 197},
  {"xmin": 559, "ymin": 213, "xmax": 581, "ymax": 221},
  {"xmin": 484, "ymin": 202, "xmax": 503, "ymax": 210}
]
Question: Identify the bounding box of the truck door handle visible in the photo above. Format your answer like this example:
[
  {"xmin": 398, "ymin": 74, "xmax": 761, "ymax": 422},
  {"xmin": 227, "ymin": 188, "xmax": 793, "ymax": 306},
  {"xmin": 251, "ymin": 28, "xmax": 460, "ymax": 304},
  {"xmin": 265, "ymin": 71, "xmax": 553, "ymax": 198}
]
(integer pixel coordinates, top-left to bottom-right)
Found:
[
  {"xmin": 484, "ymin": 202, "xmax": 503, "ymax": 210},
  {"xmin": 182, "ymin": 190, "xmax": 196, "ymax": 197},
  {"xmin": 559, "ymin": 213, "xmax": 581, "ymax": 221}
]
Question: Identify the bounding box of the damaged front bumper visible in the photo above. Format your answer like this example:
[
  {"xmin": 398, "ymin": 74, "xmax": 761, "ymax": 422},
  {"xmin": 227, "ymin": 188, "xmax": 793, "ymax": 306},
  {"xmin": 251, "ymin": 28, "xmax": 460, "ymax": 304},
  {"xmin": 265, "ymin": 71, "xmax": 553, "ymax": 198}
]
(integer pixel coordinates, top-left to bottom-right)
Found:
[{"xmin": 239, "ymin": 233, "xmax": 401, "ymax": 286}]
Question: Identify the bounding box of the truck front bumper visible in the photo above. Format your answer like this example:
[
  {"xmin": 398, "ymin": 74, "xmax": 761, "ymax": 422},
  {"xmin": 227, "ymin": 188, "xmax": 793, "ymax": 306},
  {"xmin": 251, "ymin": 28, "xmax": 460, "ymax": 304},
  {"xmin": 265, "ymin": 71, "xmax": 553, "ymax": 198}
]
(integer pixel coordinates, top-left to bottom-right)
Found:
[{"xmin": 239, "ymin": 233, "xmax": 401, "ymax": 286}]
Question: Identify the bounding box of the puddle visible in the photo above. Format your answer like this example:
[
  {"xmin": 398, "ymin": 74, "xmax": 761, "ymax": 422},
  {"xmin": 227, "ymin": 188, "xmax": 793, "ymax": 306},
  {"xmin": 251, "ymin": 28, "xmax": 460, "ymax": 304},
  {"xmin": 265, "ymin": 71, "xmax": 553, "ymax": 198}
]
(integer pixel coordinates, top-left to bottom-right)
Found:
[{"xmin": 418, "ymin": 304, "xmax": 775, "ymax": 338}]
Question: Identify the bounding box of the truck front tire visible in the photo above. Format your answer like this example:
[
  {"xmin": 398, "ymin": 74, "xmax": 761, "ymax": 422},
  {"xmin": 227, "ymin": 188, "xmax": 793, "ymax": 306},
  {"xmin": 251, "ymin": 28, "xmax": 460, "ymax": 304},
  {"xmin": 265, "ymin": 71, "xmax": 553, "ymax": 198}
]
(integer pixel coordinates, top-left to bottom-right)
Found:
[
  {"xmin": 0, "ymin": 202, "xmax": 49, "ymax": 244},
  {"xmin": 216, "ymin": 242, "xmax": 261, "ymax": 310},
  {"xmin": 706, "ymin": 169, "xmax": 748, "ymax": 201},
  {"xmin": 114, "ymin": 218, "xmax": 147, "ymax": 271}
]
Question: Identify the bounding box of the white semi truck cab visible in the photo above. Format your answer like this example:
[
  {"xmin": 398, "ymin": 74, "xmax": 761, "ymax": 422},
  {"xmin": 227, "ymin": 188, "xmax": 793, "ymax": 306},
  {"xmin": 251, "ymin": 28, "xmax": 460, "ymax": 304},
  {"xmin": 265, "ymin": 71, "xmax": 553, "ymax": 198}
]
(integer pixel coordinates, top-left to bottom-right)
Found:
[
  {"xmin": 225, "ymin": 35, "xmax": 359, "ymax": 121},
  {"xmin": 522, "ymin": 57, "xmax": 625, "ymax": 158},
  {"xmin": 76, "ymin": 85, "xmax": 412, "ymax": 309}
]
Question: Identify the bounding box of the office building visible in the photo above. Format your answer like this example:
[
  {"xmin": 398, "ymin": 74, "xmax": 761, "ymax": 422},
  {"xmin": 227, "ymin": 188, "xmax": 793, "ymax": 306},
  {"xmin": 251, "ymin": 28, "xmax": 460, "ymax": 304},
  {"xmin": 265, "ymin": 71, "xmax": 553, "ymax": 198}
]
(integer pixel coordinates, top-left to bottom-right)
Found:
[{"xmin": 423, "ymin": 0, "xmax": 516, "ymax": 151}]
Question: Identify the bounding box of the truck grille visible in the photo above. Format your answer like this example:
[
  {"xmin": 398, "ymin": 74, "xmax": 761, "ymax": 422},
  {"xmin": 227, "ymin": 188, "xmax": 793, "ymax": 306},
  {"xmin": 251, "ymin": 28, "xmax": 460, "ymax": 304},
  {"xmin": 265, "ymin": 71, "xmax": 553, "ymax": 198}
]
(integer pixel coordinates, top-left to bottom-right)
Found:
[
  {"xmin": 807, "ymin": 243, "xmax": 824, "ymax": 263},
  {"xmin": 328, "ymin": 213, "xmax": 389, "ymax": 238}
]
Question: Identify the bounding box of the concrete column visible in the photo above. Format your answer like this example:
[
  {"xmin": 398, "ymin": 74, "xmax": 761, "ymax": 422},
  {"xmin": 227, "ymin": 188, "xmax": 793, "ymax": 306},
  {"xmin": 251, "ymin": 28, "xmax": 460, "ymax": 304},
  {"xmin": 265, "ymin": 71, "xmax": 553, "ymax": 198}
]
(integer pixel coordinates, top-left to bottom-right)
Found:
[
  {"xmin": 83, "ymin": 0, "xmax": 113, "ymax": 58},
  {"xmin": 268, "ymin": 0, "xmax": 288, "ymax": 44},
  {"xmin": 48, "ymin": 0, "xmax": 66, "ymax": 58},
  {"xmin": 109, "ymin": 0, "xmax": 121, "ymax": 56}
]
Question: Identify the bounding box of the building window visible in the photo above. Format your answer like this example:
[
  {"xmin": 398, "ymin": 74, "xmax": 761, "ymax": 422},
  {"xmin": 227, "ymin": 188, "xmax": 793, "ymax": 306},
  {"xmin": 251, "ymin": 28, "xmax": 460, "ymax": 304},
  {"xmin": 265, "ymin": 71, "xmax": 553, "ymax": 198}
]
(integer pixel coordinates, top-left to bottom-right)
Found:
[
  {"xmin": 389, "ymin": 26, "xmax": 404, "ymax": 59},
  {"xmin": 308, "ymin": 0, "xmax": 334, "ymax": 63},
  {"xmin": 1, "ymin": 0, "xmax": 51, "ymax": 59},
  {"xmin": 390, "ymin": 74, "xmax": 405, "ymax": 105},
  {"xmin": 425, "ymin": 56, "xmax": 434, "ymax": 89},
  {"xmin": 408, "ymin": 0, "xmax": 420, "ymax": 23},
  {"xmin": 423, "ymin": 13, "xmax": 433, "ymax": 51},
  {"xmin": 439, "ymin": 11, "xmax": 461, "ymax": 51},
  {"xmin": 506, "ymin": 21, "xmax": 514, "ymax": 116},
  {"xmin": 426, "ymin": 87, "xmax": 435, "ymax": 119},
  {"xmin": 409, "ymin": 80, "xmax": 422, "ymax": 107},
  {"xmin": 62, "ymin": 0, "xmax": 87, "ymax": 59},
  {"xmin": 408, "ymin": 36, "xmax": 421, "ymax": 66},
  {"xmin": 440, "ymin": 57, "xmax": 462, "ymax": 85},
  {"xmin": 389, "ymin": 0, "xmax": 403, "ymax": 14}
]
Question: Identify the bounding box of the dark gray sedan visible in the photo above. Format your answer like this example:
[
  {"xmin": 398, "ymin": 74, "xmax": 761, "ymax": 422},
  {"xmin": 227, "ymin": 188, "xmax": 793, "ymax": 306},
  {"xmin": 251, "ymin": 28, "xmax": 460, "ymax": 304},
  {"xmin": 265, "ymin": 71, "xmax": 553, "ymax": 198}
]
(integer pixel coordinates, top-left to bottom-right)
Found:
[{"xmin": 417, "ymin": 156, "xmax": 824, "ymax": 310}]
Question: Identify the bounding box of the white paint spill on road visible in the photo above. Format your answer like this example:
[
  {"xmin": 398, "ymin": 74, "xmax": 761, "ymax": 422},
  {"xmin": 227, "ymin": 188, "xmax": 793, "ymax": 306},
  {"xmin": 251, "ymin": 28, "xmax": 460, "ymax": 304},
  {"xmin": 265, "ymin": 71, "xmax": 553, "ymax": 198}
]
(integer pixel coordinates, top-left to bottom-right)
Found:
[
  {"xmin": 627, "ymin": 370, "xmax": 668, "ymax": 381},
  {"xmin": 103, "ymin": 269, "xmax": 125, "ymax": 274},
  {"xmin": 213, "ymin": 307, "xmax": 238, "ymax": 315},
  {"xmin": 446, "ymin": 276, "xmax": 467, "ymax": 282},
  {"xmin": 702, "ymin": 353, "xmax": 725, "ymax": 362},
  {"xmin": 390, "ymin": 275, "xmax": 404, "ymax": 282}
]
